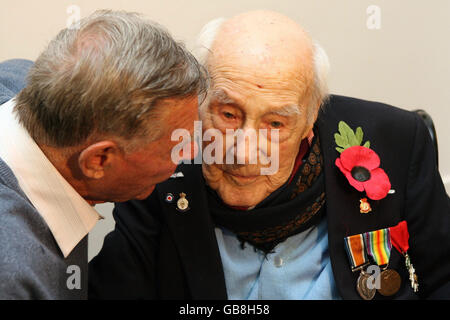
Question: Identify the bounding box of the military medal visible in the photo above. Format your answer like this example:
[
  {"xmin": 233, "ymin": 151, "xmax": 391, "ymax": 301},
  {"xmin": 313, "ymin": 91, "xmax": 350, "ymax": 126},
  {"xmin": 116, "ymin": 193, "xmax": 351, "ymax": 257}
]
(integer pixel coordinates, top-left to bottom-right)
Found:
[
  {"xmin": 364, "ymin": 228, "xmax": 401, "ymax": 296},
  {"xmin": 389, "ymin": 221, "xmax": 419, "ymax": 292},
  {"xmin": 377, "ymin": 268, "xmax": 402, "ymax": 296},
  {"xmin": 176, "ymin": 192, "xmax": 190, "ymax": 212},
  {"xmin": 356, "ymin": 269, "xmax": 376, "ymax": 300},
  {"xmin": 405, "ymin": 253, "xmax": 419, "ymax": 292},
  {"xmin": 344, "ymin": 234, "xmax": 375, "ymax": 300}
]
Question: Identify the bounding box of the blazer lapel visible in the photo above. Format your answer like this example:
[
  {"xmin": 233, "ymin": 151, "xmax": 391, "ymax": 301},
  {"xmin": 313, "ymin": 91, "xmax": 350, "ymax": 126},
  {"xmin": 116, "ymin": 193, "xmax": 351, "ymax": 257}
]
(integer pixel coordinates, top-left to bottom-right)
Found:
[
  {"xmin": 157, "ymin": 164, "xmax": 227, "ymax": 300},
  {"xmin": 317, "ymin": 104, "xmax": 400, "ymax": 300}
]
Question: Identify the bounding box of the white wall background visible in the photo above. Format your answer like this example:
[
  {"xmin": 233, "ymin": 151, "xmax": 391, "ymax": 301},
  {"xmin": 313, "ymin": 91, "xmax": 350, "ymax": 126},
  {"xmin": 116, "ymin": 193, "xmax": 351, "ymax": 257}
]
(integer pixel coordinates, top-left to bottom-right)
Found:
[{"xmin": 1, "ymin": 0, "xmax": 448, "ymax": 261}]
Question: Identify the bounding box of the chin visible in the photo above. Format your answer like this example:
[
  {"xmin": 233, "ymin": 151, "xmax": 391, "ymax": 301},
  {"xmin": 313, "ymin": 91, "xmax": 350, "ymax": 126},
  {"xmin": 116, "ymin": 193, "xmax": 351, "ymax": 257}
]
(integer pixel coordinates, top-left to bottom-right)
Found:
[
  {"xmin": 204, "ymin": 166, "xmax": 273, "ymax": 207},
  {"xmin": 135, "ymin": 186, "xmax": 156, "ymax": 200},
  {"xmin": 216, "ymin": 186, "xmax": 266, "ymax": 208}
]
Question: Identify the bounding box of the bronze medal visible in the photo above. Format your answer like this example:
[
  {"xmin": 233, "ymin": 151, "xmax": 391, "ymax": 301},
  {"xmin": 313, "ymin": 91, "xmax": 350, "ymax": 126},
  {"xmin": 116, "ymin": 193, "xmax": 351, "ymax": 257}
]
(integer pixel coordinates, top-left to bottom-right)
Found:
[
  {"xmin": 377, "ymin": 268, "xmax": 401, "ymax": 296},
  {"xmin": 356, "ymin": 271, "xmax": 376, "ymax": 300}
]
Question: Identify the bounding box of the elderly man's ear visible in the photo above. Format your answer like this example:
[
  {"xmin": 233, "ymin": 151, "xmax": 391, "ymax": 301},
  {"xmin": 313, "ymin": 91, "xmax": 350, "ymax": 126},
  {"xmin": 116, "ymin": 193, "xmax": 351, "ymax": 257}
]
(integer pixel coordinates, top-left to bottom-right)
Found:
[{"xmin": 78, "ymin": 141, "xmax": 121, "ymax": 179}]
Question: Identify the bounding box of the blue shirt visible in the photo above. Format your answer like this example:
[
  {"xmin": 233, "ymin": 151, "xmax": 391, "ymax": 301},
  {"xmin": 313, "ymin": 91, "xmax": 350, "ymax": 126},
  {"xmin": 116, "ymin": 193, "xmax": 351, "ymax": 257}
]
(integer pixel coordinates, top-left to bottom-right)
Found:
[{"xmin": 215, "ymin": 217, "xmax": 341, "ymax": 300}]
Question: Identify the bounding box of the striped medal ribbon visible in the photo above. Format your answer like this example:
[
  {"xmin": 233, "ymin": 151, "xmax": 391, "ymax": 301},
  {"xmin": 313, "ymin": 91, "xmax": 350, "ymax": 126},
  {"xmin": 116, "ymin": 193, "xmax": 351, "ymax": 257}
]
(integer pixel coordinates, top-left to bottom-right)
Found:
[
  {"xmin": 363, "ymin": 228, "xmax": 392, "ymax": 266},
  {"xmin": 363, "ymin": 228, "xmax": 402, "ymax": 296},
  {"xmin": 344, "ymin": 234, "xmax": 369, "ymax": 271}
]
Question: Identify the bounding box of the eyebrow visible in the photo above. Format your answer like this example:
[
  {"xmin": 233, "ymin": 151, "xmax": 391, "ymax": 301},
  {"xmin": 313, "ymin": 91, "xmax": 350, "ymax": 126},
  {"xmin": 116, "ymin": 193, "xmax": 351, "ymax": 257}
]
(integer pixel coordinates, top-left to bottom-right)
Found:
[
  {"xmin": 210, "ymin": 88, "xmax": 235, "ymax": 105},
  {"xmin": 210, "ymin": 88, "xmax": 301, "ymax": 117},
  {"xmin": 269, "ymin": 104, "xmax": 301, "ymax": 117}
]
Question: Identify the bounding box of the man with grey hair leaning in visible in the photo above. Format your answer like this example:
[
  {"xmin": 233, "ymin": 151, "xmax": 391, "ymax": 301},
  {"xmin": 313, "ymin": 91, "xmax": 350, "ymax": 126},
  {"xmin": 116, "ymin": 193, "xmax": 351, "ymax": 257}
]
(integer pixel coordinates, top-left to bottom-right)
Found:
[
  {"xmin": 89, "ymin": 10, "xmax": 450, "ymax": 299},
  {"xmin": 0, "ymin": 10, "xmax": 206, "ymax": 299}
]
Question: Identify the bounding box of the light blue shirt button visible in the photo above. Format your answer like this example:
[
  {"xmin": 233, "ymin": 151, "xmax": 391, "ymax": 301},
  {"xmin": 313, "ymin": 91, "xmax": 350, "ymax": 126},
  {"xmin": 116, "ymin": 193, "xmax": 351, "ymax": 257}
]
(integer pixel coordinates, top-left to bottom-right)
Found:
[{"xmin": 274, "ymin": 256, "xmax": 283, "ymax": 268}]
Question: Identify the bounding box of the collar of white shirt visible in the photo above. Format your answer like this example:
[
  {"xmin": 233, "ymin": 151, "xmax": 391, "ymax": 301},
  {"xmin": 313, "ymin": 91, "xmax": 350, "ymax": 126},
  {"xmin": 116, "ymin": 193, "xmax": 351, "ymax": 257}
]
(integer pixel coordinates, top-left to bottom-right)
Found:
[{"xmin": 0, "ymin": 98, "xmax": 103, "ymax": 258}]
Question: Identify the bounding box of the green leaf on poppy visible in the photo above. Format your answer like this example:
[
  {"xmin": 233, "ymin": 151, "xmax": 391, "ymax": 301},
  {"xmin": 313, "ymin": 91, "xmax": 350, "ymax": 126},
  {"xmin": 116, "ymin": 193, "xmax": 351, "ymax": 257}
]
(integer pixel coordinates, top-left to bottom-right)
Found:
[
  {"xmin": 343, "ymin": 122, "xmax": 359, "ymax": 147},
  {"xmin": 334, "ymin": 133, "xmax": 350, "ymax": 149},
  {"xmin": 336, "ymin": 121, "xmax": 356, "ymax": 147},
  {"xmin": 338, "ymin": 121, "xmax": 351, "ymax": 140},
  {"xmin": 355, "ymin": 127, "xmax": 363, "ymax": 145},
  {"xmin": 334, "ymin": 121, "xmax": 371, "ymax": 152},
  {"xmin": 335, "ymin": 122, "xmax": 349, "ymax": 147}
]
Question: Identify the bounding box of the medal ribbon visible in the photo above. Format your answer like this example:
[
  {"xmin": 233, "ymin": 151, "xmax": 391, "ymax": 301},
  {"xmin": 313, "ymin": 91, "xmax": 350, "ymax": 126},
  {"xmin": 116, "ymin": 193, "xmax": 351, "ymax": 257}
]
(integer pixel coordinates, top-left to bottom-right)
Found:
[
  {"xmin": 389, "ymin": 220, "xmax": 409, "ymax": 255},
  {"xmin": 344, "ymin": 234, "xmax": 368, "ymax": 270},
  {"xmin": 389, "ymin": 220, "xmax": 419, "ymax": 292},
  {"xmin": 363, "ymin": 228, "xmax": 392, "ymax": 266}
]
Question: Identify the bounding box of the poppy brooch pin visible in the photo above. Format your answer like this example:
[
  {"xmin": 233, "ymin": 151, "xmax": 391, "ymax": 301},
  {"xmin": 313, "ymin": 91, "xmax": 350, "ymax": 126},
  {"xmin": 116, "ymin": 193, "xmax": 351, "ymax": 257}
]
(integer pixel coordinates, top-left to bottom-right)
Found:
[{"xmin": 334, "ymin": 121, "xmax": 391, "ymax": 212}]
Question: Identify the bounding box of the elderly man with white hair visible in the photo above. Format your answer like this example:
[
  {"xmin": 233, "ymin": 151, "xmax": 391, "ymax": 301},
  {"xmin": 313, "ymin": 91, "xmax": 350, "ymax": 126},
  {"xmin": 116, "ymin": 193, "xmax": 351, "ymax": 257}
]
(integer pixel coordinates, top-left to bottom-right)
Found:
[{"xmin": 89, "ymin": 10, "xmax": 450, "ymax": 300}]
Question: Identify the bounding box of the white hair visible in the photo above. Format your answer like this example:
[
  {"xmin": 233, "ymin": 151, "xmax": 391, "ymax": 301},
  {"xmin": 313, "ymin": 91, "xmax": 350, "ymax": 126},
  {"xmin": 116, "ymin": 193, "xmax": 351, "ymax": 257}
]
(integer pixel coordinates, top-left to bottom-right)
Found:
[
  {"xmin": 194, "ymin": 17, "xmax": 227, "ymax": 65},
  {"xmin": 311, "ymin": 41, "xmax": 331, "ymax": 108},
  {"xmin": 194, "ymin": 17, "xmax": 331, "ymax": 115}
]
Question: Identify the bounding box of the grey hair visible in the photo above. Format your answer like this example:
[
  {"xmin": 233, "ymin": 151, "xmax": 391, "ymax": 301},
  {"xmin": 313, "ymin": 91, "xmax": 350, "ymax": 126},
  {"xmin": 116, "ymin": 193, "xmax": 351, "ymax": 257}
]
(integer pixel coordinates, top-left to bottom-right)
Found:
[
  {"xmin": 194, "ymin": 17, "xmax": 330, "ymax": 122},
  {"xmin": 15, "ymin": 10, "xmax": 207, "ymax": 152}
]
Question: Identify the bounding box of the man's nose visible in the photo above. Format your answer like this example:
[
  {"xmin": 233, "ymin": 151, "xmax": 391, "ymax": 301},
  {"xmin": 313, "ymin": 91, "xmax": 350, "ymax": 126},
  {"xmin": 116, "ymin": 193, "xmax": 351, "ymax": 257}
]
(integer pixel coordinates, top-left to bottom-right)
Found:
[{"xmin": 234, "ymin": 128, "xmax": 258, "ymax": 165}]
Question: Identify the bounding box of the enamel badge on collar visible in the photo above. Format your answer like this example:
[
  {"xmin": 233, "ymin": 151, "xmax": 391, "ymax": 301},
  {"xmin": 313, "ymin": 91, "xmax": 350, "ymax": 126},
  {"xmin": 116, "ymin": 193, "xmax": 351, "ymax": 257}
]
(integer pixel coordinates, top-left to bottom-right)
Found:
[{"xmin": 165, "ymin": 193, "xmax": 174, "ymax": 203}]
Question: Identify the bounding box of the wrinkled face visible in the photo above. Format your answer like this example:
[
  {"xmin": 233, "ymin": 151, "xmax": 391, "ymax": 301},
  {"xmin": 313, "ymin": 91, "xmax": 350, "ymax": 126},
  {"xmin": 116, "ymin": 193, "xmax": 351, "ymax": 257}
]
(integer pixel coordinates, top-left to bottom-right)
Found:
[
  {"xmin": 201, "ymin": 64, "xmax": 314, "ymax": 207},
  {"xmin": 98, "ymin": 96, "xmax": 199, "ymax": 202}
]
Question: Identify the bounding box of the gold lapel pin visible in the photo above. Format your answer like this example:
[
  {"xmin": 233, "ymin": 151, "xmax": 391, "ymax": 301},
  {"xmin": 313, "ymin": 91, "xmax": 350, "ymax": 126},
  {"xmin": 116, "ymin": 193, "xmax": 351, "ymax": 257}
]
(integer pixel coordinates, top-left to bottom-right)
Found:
[
  {"xmin": 176, "ymin": 192, "xmax": 190, "ymax": 212},
  {"xmin": 359, "ymin": 198, "xmax": 372, "ymax": 213}
]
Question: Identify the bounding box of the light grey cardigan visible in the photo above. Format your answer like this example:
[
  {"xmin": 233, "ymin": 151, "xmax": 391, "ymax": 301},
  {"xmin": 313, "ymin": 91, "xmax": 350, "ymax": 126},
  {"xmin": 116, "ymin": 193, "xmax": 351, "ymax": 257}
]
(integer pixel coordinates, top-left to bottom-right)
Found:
[{"xmin": 0, "ymin": 155, "xmax": 88, "ymax": 299}]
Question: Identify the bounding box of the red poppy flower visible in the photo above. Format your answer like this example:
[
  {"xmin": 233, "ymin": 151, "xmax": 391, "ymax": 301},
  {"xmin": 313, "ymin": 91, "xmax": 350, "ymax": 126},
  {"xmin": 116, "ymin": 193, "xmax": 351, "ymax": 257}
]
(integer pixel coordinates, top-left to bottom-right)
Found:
[{"xmin": 335, "ymin": 146, "xmax": 391, "ymax": 200}]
